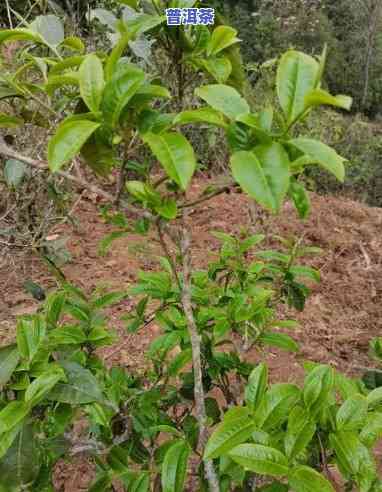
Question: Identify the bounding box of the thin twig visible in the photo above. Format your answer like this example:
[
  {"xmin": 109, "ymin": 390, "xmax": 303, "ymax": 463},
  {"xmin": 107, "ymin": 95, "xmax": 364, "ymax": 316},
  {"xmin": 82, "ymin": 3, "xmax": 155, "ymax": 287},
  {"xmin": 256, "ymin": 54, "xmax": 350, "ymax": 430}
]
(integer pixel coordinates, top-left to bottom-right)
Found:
[
  {"xmin": 180, "ymin": 182, "xmax": 237, "ymax": 209},
  {"xmin": 352, "ymin": 365, "xmax": 382, "ymax": 374},
  {"xmin": 359, "ymin": 243, "xmax": 372, "ymax": 270},
  {"xmin": 5, "ymin": 0, "xmax": 13, "ymax": 28},
  {"xmin": 0, "ymin": 138, "xmax": 154, "ymax": 220},
  {"xmin": 0, "ymin": 138, "xmax": 113, "ymax": 200},
  {"xmin": 104, "ymin": 313, "xmax": 156, "ymax": 361}
]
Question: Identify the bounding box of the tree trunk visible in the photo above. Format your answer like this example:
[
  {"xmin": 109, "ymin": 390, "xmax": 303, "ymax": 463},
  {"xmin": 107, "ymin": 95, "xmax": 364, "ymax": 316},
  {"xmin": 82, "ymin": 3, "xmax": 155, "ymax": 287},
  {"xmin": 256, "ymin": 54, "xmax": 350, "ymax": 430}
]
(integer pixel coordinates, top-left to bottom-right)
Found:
[
  {"xmin": 361, "ymin": 0, "xmax": 382, "ymax": 110},
  {"xmin": 180, "ymin": 217, "xmax": 220, "ymax": 492}
]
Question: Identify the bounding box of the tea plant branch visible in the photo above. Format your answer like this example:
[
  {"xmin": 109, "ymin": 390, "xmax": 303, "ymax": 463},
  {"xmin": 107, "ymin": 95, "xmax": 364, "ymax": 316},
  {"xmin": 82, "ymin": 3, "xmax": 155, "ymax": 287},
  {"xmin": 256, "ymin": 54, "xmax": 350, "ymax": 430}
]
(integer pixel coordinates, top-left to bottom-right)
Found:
[
  {"xmin": 157, "ymin": 219, "xmax": 181, "ymax": 289},
  {"xmin": 179, "ymin": 210, "xmax": 220, "ymax": 492},
  {"xmin": 153, "ymin": 175, "xmax": 169, "ymax": 188},
  {"xmin": 104, "ymin": 312, "xmax": 156, "ymax": 361},
  {"xmin": 115, "ymin": 131, "xmax": 140, "ymax": 205},
  {"xmin": 0, "ymin": 137, "xmax": 186, "ymax": 251},
  {"xmin": 0, "ymin": 137, "xmax": 160, "ymax": 224},
  {"xmin": 23, "ymin": 86, "xmax": 58, "ymax": 116},
  {"xmin": 104, "ymin": 301, "xmax": 175, "ymax": 361},
  {"xmin": 180, "ymin": 181, "xmax": 238, "ymax": 209},
  {"xmin": 318, "ymin": 433, "xmax": 341, "ymax": 492},
  {"xmin": 352, "ymin": 365, "xmax": 382, "ymax": 374},
  {"xmin": 0, "ymin": 137, "xmax": 113, "ymax": 201}
]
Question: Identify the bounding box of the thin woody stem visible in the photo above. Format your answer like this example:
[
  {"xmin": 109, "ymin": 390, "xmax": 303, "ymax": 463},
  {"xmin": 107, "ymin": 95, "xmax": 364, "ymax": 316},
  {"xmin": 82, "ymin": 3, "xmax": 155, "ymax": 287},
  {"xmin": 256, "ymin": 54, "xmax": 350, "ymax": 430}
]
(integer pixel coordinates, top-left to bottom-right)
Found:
[
  {"xmin": 180, "ymin": 182, "xmax": 238, "ymax": 209},
  {"xmin": 0, "ymin": 137, "xmax": 160, "ymax": 221},
  {"xmin": 179, "ymin": 210, "xmax": 220, "ymax": 492},
  {"xmin": 0, "ymin": 137, "xmax": 182, "ymax": 253},
  {"xmin": 318, "ymin": 433, "xmax": 341, "ymax": 492},
  {"xmin": 0, "ymin": 138, "xmax": 113, "ymax": 202},
  {"xmin": 156, "ymin": 220, "xmax": 181, "ymax": 289}
]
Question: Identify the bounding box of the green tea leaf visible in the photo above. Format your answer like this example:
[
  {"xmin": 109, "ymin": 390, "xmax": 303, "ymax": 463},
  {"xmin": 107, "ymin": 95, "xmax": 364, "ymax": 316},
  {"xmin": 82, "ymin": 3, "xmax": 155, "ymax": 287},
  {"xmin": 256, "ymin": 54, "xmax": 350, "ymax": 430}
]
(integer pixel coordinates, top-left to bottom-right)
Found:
[
  {"xmin": 48, "ymin": 120, "xmax": 100, "ymax": 172},
  {"xmin": 276, "ymin": 50, "xmax": 319, "ymax": 124},
  {"xmin": 201, "ymin": 57, "xmax": 232, "ymax": 84},
  {"xmin": 143, "ymin": 132, "xmax": 196, "ymax": 190},
  {"xmin": 367, "ymin": 387, "xmax": 382, "ymax": 408},
  {"xmin": 288, "ymin": 465, "xmax": 335, "ymax": 492},
  {"xmin": 360, "ymin": 413, "xmax": 382, "ymax": 447},
  {"xmin": 0, "ymin": 28, "xmax": 40, "ymax": 45},
  {"xmin": 168, "ymin": 349, "xmax": 192, "ymax": 377},
  {"xmin": 231, "ymin": 142, "xmax": 290, "ymax": 212},
  {"xmin": 155, "ymin": 198, "xmax": 178, "ymax": 220},
  {"xmin": 195, "ymin": 84, "xmax": 250, "ymax": 120},
  {"xmin": 330, "ymin": 431, "xmax": 373, "ymax": 476},
  {"xmin": 288, "ymin": 138, "xmax": 345, "ymax": 182},
  {"xmin": 45, "ymin": 73, "xmax": 79, "ymax": 96},
  {"xmin": 45, "ymin": 291, "xmax": 66, "ymax": 328},
  {"xmin": 161, "ymin": 440, "xmax": 190, "ymax": 492},
  {"xmin": 61, "ymin": 36, "xmax": 85, "ymax": 52},
  {"xmin": 101, "ymin": 63, "xmax": 145, "ymax": 127},
  {"xmin": 0, "ymin": 345, "xmax": 20, "ymax": 389},
  {"xmin": 206, "ymin": 26, "xmax": 240, "ymax": 57},
  {"xmin": 25, "ymin": 368, "xmax": 64, "ymax": 406},
  {"xmin": 0, "ymin": 423, "xmax": 23, "ymax": 460},
  {"xmin": 235, "ymin": 113, "xmax": 272, "ymax": 144},
  {"xmin": 229, "ymin": 444, "xmax": 289, "ymax": 477},
  {"xmin": 0, "ymin": 401, "xmax": 30, "ymax": 434},
  {"xmin": 129, "ymin": 471, "xmax": 150, "ymax": 492},
  {"xmin": 285, "ymin": 406, "xmax": 316, "ymax": 459},
  {"xmin": 16, "ymin": 316, "xmax": 46, "ymax": 362},
  {"xmin": 204, "ymin": 412, "xmax": 256, "ymax": 460},
  {"xmin": 255, "ymin": 383, "xmax": 301, "ymax": 430},
  {"xmin": 89, "ymin": 8, "xmax": 117, "ymax": 29},
  {"xmin": 336, "ymin": 394, "xmax": 368, "ymax": 431},
  {"xmin": 258, "ymin": 332, "xmax": 299, "ymax": 353},
  {"xmin": 48, "ymin": 361, "xmax": 104, "ymax": 404},
  {"xmin": 81, "ymin": 130, "xmax": 115, "ymax": 176},
  {"xmin": 29, "ymin": 15, "xmax": 64, "ymax": 46},
  {"xmin": 79, "ymin": 54, "xmax": 105, "ymax": 112},
  {"xmin": 288, "ymin": 179, "xmax": 310, "ymax": 219},
  {"xmin": 303, "ymin": 365, "xmax": 334, "ymax": 417},
  {"xmin": 176, "ymin": 106, "xmax": 224, "ymax": 127},
  {"xmin": 92, "ymin": 291, "xmax": 127, "ymax": 309},
  {"xmin": 245, "ymin": 363, "xmax": 268, "ymax": 410},
  {"xmin": 0, "ymin": 423, "xmax": 40, "ymax": 488},
  {"xmin": 49, "ymin": 325, "xmax": 87, "ymax": 345},
  {"xmin": 125, "ymin": 13, "xmax": 165, "ymax": 37},
  {"xmin": 304, "ymin": 89, "xmax": 352, "ymax": 111}
]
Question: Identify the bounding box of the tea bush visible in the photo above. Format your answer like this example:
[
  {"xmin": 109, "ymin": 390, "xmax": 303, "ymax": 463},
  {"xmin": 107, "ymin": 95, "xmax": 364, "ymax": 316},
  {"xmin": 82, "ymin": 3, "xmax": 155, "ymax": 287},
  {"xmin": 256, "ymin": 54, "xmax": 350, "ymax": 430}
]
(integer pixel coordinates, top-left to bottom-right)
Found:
[{"xmin": 0, "ymin": 1, "xmax": 381, "ymax": 491}]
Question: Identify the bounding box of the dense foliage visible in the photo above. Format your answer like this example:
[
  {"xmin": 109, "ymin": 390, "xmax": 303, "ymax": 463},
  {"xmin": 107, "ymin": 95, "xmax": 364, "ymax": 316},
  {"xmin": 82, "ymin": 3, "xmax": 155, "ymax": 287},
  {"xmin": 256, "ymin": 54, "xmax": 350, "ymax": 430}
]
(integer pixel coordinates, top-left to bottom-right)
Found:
[{"xmin": 0, "ymin": 1, "xmax": 381, "ymax": 491}]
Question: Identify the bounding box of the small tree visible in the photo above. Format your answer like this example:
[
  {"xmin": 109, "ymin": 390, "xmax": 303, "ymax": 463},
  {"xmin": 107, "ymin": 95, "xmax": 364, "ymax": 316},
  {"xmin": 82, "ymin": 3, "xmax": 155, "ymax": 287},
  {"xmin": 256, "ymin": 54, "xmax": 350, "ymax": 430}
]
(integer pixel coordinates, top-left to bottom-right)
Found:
[{"xmin": 0, "ymin": 2, "xmax": 381, "ymax": 491}]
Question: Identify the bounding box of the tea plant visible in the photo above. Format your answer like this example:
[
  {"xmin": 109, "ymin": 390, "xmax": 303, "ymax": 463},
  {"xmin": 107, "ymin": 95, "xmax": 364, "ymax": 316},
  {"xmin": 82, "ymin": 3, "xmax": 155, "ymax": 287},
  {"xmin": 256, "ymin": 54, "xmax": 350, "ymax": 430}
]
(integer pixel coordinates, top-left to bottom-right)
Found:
[
  {"xmin": 363, "ymin": 338, "xmax": 382, "ymax": 391},
  {"xmin": 0, "ymin": 1, "xmax": 381, "ymax": 491}
]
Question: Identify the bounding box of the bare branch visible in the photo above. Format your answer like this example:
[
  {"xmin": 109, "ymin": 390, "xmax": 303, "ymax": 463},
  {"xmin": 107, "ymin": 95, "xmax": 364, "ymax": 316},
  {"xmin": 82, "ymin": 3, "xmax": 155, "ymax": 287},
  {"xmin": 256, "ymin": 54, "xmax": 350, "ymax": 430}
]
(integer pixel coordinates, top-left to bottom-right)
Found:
[{"xmin": 0, "ymin": 137, "xmax": 114, "ymax": 202}]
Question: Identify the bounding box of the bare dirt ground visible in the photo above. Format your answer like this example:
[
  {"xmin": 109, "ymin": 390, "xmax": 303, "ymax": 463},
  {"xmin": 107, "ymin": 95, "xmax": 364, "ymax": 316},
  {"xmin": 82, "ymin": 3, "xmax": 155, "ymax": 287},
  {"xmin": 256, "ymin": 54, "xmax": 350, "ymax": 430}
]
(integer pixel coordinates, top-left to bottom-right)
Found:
[{"xmin": 1, "ymin": 181, "xmax": 382, "ymax": 490}]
